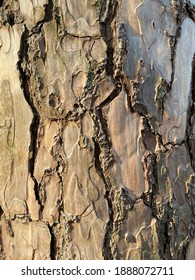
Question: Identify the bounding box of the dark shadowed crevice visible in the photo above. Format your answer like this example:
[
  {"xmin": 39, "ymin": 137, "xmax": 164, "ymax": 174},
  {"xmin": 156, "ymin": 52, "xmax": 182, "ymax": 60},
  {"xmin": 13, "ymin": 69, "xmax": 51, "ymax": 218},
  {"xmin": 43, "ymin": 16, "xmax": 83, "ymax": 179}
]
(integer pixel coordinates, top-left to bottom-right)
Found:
[
  {"xmin": 186, "ymin": 55, "xmax": 195, "ymax": 251},
  {"xmin": 44, "ymin": 0, "xmax": 54, "ymax": 22},
  {"xmin": 99, "ymin": 0, "xmax": 118, "ymax": 77},
  {"xmin": 96, "ymin": 0, "xmax": 119, "ymax": 260},
  {"xmin": 0, "ymin": 206, "xmax": 3, "ymax": 220},
  {"xmin": 33, "ymin": 0, "xmax": 53, "ymax": 30},
  {"xmin": 186, "ymin": 1, "xmax": 195, "ymax": 22},
  {"xmin": 187, "ymin": 55, "xmax": 195, "ymax": 170},
  {"xmin": 0, "ymin": 225, "xmax": 5, "ymax": 260},
  {"xmin": 17, "ymin": 26, "xmax": 43, "ymax": 216},
  {"xmin": 17, "ymin": 26, "xmax": 40, "ymax": 177},
  {"xmin": 92, "ymin": 137, "xmax": 114, "ymax": 259},
  {"xmin": 17, "ymin": 0, "xmax": 55, "ymax": 219},
  {"xmin": 48, "ymin": 225, "xmax": 57, "ymax": 260}
]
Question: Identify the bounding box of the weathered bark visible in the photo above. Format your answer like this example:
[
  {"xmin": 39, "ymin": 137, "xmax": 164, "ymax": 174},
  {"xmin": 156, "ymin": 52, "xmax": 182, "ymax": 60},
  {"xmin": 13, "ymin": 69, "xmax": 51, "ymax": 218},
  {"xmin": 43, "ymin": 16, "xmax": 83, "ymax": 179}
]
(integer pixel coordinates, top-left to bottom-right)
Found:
[{"xmin": 0, "ymin": 0, "xmax": 195, "ymax": 260}]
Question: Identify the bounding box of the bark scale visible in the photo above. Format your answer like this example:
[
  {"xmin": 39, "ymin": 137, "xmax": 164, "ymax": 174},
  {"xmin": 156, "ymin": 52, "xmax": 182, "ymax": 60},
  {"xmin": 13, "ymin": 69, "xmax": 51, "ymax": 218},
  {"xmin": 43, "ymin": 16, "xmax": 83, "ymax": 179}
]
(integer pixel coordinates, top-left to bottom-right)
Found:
[{"xmin": 0, "ymin": 0, "xmax": 195, "ymax": 260}]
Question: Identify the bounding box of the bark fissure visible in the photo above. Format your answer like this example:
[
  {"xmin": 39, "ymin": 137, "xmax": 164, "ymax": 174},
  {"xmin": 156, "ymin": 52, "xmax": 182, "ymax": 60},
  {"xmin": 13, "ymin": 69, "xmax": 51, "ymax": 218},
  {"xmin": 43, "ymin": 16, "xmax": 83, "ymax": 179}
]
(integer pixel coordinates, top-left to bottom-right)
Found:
[
  {"xmin": 99, "ymin": 0, "xmax": 118, "ymax": 77},
  {"xmin": 186, "ymin": 55, "xmax": 195, "ymax": 242},
  {"xmin": 96, "ymin": 0, "xmax": 126, "ymax": 260},
  {"xmin": 17, "ymin": 26, "xmax": 43, "ymax": 214},
  {"xmin": 92, "ymin": 121, "xmax": 114, "ymax": 259},
  {"xmin": 48, "ymin": 224, "xmax": 56, "ymax": 260},
  {"xmin": 0, "ymin": 0, "xmax": 195, "ymax": 260},
  {"xmin": 187, "ymin": 56, "xmax": 195, "ymax": 170}
]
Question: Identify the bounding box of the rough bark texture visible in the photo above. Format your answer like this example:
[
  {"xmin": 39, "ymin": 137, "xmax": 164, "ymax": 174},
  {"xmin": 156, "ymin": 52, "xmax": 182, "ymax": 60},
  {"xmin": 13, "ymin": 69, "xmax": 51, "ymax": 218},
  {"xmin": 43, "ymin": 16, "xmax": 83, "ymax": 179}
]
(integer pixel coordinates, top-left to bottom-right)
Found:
[{"xmin": 0, "ymin": 0, "xmax": 195, "ymax": 260}]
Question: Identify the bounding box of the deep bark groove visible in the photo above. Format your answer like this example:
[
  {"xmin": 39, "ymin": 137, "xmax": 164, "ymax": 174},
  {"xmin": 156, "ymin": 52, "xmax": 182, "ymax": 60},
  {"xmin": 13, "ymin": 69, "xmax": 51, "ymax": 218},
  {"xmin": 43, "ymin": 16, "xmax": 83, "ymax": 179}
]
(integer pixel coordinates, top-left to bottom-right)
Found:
[{"xmin": 0, "ymin": 0, "xmax": 194, "ymax": 260}]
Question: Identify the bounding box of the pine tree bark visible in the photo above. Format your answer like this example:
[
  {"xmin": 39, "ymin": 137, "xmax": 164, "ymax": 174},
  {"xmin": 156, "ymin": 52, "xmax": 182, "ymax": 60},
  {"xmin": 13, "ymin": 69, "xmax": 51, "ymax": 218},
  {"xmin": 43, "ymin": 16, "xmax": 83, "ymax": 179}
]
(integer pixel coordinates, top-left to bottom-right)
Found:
[{"xmin": 0, "ymin": 0, "xmax": 195, "ymax": 260}]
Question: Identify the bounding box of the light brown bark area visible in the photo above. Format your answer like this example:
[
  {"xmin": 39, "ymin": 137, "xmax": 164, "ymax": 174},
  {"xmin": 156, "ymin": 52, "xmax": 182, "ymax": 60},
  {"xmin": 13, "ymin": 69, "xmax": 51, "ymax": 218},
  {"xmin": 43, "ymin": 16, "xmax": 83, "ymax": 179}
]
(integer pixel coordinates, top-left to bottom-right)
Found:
[{"xmin": 0, "ymin": 0, "xmax": 195, "ymax": 260}]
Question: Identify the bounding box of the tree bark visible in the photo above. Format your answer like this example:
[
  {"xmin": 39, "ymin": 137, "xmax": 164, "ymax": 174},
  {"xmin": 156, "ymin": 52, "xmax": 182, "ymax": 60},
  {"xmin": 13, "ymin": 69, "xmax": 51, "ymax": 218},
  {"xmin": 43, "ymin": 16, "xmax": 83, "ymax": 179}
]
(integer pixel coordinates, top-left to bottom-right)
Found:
[{"xmin": 0, "ymin": 0, "xmax": 195, "ymax": 260}]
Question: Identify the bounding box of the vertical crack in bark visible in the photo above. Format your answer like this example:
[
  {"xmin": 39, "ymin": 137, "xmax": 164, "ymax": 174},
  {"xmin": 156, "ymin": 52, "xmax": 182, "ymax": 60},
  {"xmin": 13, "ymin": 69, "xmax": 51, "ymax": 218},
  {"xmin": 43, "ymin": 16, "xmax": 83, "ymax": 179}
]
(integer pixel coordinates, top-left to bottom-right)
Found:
[
  {"xmin": 0, "ymin": 230, "xmax": 5, "ymax": 260},
  {"xmin": 162, "ymin": 211, "xmax": 172, "ymax": 259},
  {"xmin": 97, "ymin": 0, "xmax": 136, "ymax": 259},
  {"xmin": 97, "ymin": 0, "xmax": 123, "ymax": 259},
  {"xmin": 17, "ymin": 0, "xmax": 54, "ymax": 220},
  {"xmin": 32, "ymin": 0, "xmax": 54, "ymax": 32},
  {"xmin": 92, "ymin": 116, "xmax": 114, "ymax": 259},
  {"xmin": 17, "ymin": 26, "xmax": 42, "ymax": 216},
  {"xmin": 141, "ymin": 146, "xmax": 172, "ymax": 259},
  {"xmin": 44, "ymin": 0, "xmax": 54, "ymax": 22},
  {"xmin": 84, "ymin": 0, "xmax": 115, "ymax": 259},
  {"xmin": 186, "ymin": 1, "xmax": 195, "ymax": 23},
  {"xmin": 0, "ymin": 206, "xmax": 5, "ymax": 260},
  {"xmin": 99, "ymin": 0, "xmax": 118, "ymax": 77},
  {"xmin": 186, "ymin": 55, "xmax": 195, "ymax": 244},
  {"xmin": 49, "ymin": 123, "xmax": 70, "ymax": 260},
  {"xmin": 187, "ymin": 55, "xmax": 195, "ymax": 170},
  {"xmin": 93, "ymin": 142, "xmax": 113, "ymax": 259},
  {"xmin": 48, "ymin": 224, "xmax": 57, "ymax": 260},
  {"xmin": 169, "ymin": 27, "xmax": 181, "ymax": 92},
  {"xmin": 16, "ymin": 1, "xmax": 63, "ymax": 260}
]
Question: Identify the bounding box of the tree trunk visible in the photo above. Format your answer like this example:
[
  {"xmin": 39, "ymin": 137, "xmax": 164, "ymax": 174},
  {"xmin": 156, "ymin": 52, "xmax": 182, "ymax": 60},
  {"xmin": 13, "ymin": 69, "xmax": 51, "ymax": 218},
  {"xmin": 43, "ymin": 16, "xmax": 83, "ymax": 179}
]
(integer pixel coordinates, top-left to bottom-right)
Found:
[{"xmin": 0, "ymin": 0, "xmax": 195, "ymax": 260}]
